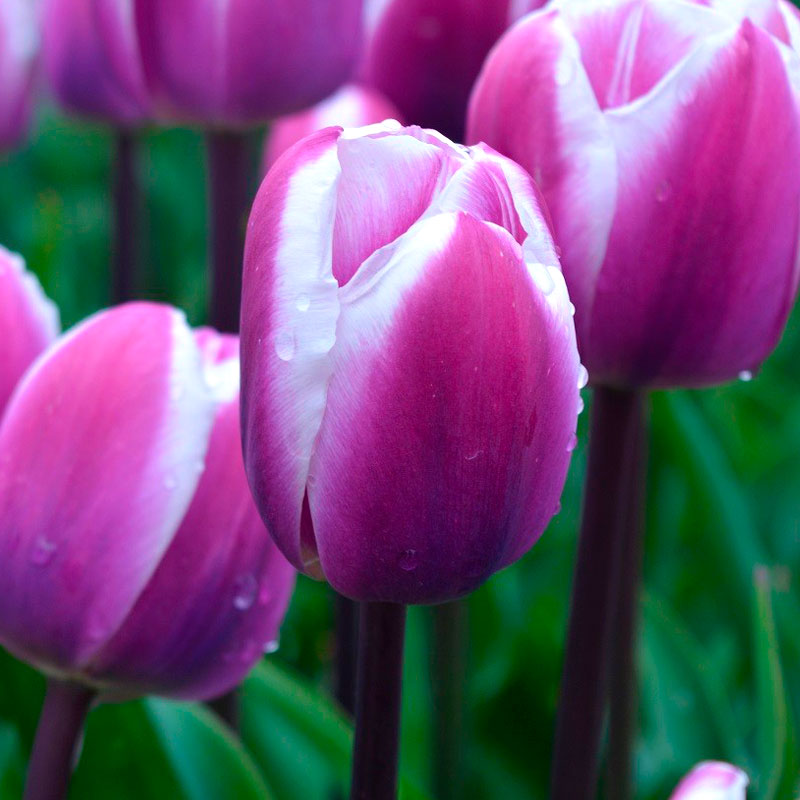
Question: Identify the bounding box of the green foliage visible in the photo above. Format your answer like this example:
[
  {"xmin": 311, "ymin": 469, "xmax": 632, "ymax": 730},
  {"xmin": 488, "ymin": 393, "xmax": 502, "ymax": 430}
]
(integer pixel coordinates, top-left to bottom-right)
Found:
[{"xmin": 1, "ymin": 105, "xmax": 799, "ymax": 798}]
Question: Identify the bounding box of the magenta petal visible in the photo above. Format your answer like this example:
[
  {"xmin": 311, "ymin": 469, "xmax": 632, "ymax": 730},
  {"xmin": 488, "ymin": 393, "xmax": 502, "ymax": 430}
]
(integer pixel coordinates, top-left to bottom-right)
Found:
[
  {"xmin": 89, "ymin": 333, "xmax": 295, "ymax": 701},
  {"xmin": 0, "ymin": 303, "xmax": 216, "ymax": 675},
  {"xmin": 670, "ymin": 762, "xmax": 748, "ymax": 800},
  {"xmin": 589, "ymin": 20, "xmax": 800, "ymax": 386},
  {"xmin": 0, "ymin": 248, "xmax": 59, "ymax": 415},
  {"xmin": 308, "ymin": 213, "xmax": 579, "ymax": 604},
  {"xmin": 0, "ymin": 0, "xmax": 36, "ymax": 150}
]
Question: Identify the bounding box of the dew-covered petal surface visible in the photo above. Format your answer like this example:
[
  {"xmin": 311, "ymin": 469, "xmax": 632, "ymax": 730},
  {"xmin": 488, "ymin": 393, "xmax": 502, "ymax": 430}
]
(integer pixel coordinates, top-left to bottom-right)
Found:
[
  {"xmin": 0, "ymin": 247, "xmax": 59, "ymax": 415},
  {"xmin": 307, "ymin": 213, "xmax": 580, "ymax": 604},
  {"xmin": 670, "ymin": 762, "xmax": 748, "ymax": 800},
  {"xmin": 90, "ymin": 332, "xmax": 295, "ymax": 701},
  {"xmin": 588, "ymin": 21, "xmax": 800, "ymax": 387},
  {"xmin": 0, "ymin": 303, "xmax": 215, "ymax": 674}
]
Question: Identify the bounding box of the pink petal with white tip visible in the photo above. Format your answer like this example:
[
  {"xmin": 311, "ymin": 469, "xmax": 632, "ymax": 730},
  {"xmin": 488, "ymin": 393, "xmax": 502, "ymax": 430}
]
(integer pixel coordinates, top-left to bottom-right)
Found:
[{"xmin": 670, "ymin": 762, "xmax": 748, "ymax": 800}]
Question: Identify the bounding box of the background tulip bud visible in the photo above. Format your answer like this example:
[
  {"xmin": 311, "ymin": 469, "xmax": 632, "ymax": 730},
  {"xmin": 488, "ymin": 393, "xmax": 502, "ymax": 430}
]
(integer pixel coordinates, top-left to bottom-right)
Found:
[
  {"xmin": 670, "ymin": 762, "xmax": 748, "ymax": 800},
  {"xmin": 0, "ymin": 247, "xmax": 59, "ymax": 415},
  {"xmin": 241, "ymin": 122, "xmax": 582, "ymax": 605},
  {"xmin": 0, "ymin": 303, "xmax": 295, "ymax": 700},
  {"xmin": 468, "ymin": 0, "xmax": 800, "ymax": 388},
  {"xmin": 41, "ymin": 0, "xmax": 150, "ymax": 125},
  {"xmin": 126, "ymin": 0, "xmax": 364, "ymax": 125},
  {"xmin": 360, "ymin": 0, "xmax": 544, "ymax": 141},
  {"xmin": 263, "ymin": 84, "xmax": 403, "ymax": 175},
  {"xmin": 0, "ymin": 0, "xmax": 37, "ymax": 150}
]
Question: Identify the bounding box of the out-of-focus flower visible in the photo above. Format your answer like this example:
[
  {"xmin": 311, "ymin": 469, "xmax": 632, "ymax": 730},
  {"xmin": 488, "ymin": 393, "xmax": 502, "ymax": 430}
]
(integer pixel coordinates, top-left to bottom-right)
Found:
[
  {"xmin": 468, "ymin": 0, "xmax": 800, "ymax": 388},
  {"xmin": 669, "ymin": 762, "xmax": 748, "ymax": 800},
  {"xmin": 0, "ymin": 247, "xmax": 59, "ymax": 414},
  {"xmin": 123, "ymin": 0, "xmax": 364, "ymax": 125},
  {"xmin": 41, "ymin": 0, "xmax": 150, "ymax": 125},
  {"xmin": 361, "ymin": 0, "xmax": 544, "ymax": 141},
  {"xmin": 0, "ymin": 303, "xmax": 295, "ymax": 700},
  {"xmin": 241, "ymin": 122, "xmax": 582, "ymax": 605},
  {"xmin": 262, "ymin": 84, "xmax": 402, "ymax": 174},
  {"xmin": 0, "ymin": 0, "xmax": 37, "ymax": 150}
]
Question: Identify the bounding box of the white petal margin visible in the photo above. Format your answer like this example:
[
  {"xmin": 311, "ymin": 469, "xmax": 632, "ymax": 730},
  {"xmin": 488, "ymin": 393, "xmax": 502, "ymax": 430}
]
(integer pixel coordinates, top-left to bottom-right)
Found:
[
  {"xmin": 0, "ymin": 246, "xmax": 60, "ymax": 343},
  {"xmin": 670, "ymin": 762, "xmax": 748, "ymax": 800}
]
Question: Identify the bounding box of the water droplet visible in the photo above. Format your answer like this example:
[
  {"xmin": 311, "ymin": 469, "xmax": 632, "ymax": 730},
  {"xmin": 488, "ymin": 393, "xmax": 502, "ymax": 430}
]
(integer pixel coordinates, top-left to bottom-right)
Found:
[
  {"xmin": 233, "ymin": 573, "xmax": 258, "ymax": 611},
  {"xmin": 465, "ymin": 449, "xmax": 482, "ymax": 462},
  {"xmin": 577, "ymin": 365, "xmax": 589, "ymax": 389},
  {"xmin": 569, "ymin": 302, "xmax": 576, "ymax": 317},
  {"xmin": 164, "ymin": 475, "xmax": 178, "ymax": 490},
  {"xmin": 566, "ymin": 433, "xmax": 578, "ymax": 452},
  {"xmin": 398, "ymin": 549, "xmax": 418, "ymax": 571},
  {"xmin": 554, "ymin": 58, "xmax": 576, "ymax": 86},
  {"xmin": 274, "ymin": 329, "xmax": 296, "ymax": 361},
  {"xmin": 553, "ymin": 501, "xmax": 562, "ymax": 516},
  {"xmin": 296, "ymin": 294, "xmax": 311, "ymax": 312},
  {"xmin": 577, "ymin": 395, "xmax": 585, "ymax": 414},
  {"xmin": 263, "ymin": 639, "xmax": 279, "ymax": 655},
  {"xmin": 531, "ymin": 264, "xmax": 555, "ymax": 295},
  {"xmin": 31, "ymin": 536, "xmax": 57, "ymax": 567},
  {"xmin": 739, "ymin": 369, "xmax": 753, "ymax": 382},
  {"xmin": 656, "ymin": 180, "xmax": 672, "ymax": 203}
]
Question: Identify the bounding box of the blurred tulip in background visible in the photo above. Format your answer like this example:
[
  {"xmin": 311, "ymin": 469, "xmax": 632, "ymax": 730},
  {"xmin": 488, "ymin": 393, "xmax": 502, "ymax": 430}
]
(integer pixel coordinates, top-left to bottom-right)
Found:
[{"xmin": 0, "ymin": 0, "xmax": 38, "ymax": 151}]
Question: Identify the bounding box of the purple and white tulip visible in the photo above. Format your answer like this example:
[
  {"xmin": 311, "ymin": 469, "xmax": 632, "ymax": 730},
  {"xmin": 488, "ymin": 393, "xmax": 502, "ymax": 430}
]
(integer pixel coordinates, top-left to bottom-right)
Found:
[
  {"xmin": 0, "ymin": 247, "xmax": 59, "ymax": 415},
  {"xmin": 468, "ymin": 0, "xmax": 800, "ymax": 388},
  {"xmin": 126, "ymin": 0, "xmax": 364, "ymax": 125},
  {"xmin": 670, "ymin": 762, "xmax": 748, "ymax": 800},
  {"xmin": 263, "ymin": 84, "xmax": 402, "ymax": 174},
  {"xmin": 42, "ymin": 0, "xmax": 150, "ymax": 125},
  {"xmin": 361, "ymin": 0, "xmax": 544, "ymax": 141},
  {"xmin": 241, "ymin": 122, "xmax": 582, "ymax": 605},
  {"xmin": 0, "ymin": 0, "xmax": 37, "ymax": 150},
  {"xmin": 0, "ymin": 303, "xmax": 295, "ymax": 700}
]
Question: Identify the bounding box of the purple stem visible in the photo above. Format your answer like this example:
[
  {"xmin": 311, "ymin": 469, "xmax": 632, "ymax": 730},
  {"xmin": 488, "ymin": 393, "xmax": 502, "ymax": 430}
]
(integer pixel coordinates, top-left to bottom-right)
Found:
[{"xmin": 335, "ymin": 593, "xmax": 359, "ymax": 716}]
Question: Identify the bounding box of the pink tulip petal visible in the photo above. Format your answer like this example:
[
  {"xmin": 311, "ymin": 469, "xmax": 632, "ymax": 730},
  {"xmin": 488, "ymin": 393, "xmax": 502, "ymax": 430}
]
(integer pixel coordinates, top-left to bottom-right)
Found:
[
  {"xmin": 670, "ymin": 762, "xmax": 748, "ymax": 800},
  {"xmin": 588, "ymin": 20, "xmax": 800, "ymax": 386},
  {"xmin": 468, "ymin": 9, "xmax": 618, "ymax": 338},
  {"xmin": 0, "ymin": 303, "xmax": 216, "ymax": 674},
  {"xmin": 89, "ymin": 332, "xmax": 295, "ymax": 701},
  {"xmin": 241, "ymin": 129, "xmax": 343, "ymax": 575},
  {"xmin": 307, "ymin": 213, "xmax": 579, "ymax": 604},
  {"xmin": 0, "ymin": 248, "xmax": 59, "ymax": 414}
]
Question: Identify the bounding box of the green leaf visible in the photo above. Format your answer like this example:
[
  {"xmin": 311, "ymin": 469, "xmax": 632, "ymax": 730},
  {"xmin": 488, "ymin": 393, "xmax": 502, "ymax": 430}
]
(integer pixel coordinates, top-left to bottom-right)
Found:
[{"xmin": 0, "ymin": 723, "xmax": 24, "ymax": 800}]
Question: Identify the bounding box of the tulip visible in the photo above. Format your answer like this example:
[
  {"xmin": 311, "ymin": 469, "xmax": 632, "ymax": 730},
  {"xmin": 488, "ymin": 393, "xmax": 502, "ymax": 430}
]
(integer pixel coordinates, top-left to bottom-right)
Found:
[
  {"xmin": 469, "ymin": 3, "xmax": 800, "ymax": 798},
  {"xmin": 263, "ymin": 84, "xmax": 402, "ymax": 174},
  {"xmin": 0, "ymin": 0, "xmax": 37, "ymax": 151},
  {"xmin": 241, "ymin": 121, "xmax": 581, "ymax": 798},
  {"xmin": 695, "ymin": 0, "xmax": 800, "ymax": 48},
  {"xmin": 670, "ymin": 762, "xmax": 748, "ymax": 800},
  {"xmin": 0, "ymin": 247, "xmax": 60, "ymax": 415},
  {"xmin": 361, "ymin": 0, "xmax": 543, "ymax": 141}
]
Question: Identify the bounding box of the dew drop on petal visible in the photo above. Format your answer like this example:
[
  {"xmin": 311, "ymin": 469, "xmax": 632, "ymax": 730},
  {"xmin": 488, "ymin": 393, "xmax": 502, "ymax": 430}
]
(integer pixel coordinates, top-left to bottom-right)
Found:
[
  {"xmin": 398, "ymin": 549, "xmax": 418, "ymax": 572},
  {"xmin": 263, "ymin": 639, "xmax": 279, "ymax": 655},
  {"xmin": 30, "ymin": 536, "xmax": 57, "ymax": 567},
  {"xmin": 531, "ymin": 264, "xmax": 556, "ymax": 296},
  {"xmin": 739, "ymin": 370, "xmax": 753, "ymax": 382},
  {"xmin": 274, "ymin": 329, "xmax": 296, "ymax": 361},
  {"xmin": 296, "ymin": 294, "xmax": 311, "ymax": 312},
  {"xmin": 577, "ymin": 395, "xmax": 585, "ymax": 414},
  {"xmin": 233, "ymin": 573, "xmax": 258, "ymax": 611},
  {"xmin": 577, "ymin": 365, "xmax": 589, "ymax": 389},
  {"xmin": 566, "ymin": 433, "xmax": 578, "ymax": 453}
]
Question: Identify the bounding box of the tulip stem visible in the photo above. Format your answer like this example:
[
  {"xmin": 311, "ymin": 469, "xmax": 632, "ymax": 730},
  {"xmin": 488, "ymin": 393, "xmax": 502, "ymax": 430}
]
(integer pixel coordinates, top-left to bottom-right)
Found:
[
  {"xmin": 24, "ymin": 678, "xmax": 95, "ymax": 800},
  {"xmin": 334, "ymin": 593, "xmax": 359, "ymax": 715},
  {"xmin": 350, "ymin": 602, "xmax": 407, "ymax": 800},
  {"xmin": 206, "ymin": 130, "xmax": 254, "ymax": 333},
  {"xmin": 112, "ymin": 130, "xmax": 141, "ymax": 304},
  {"xmin": 550, "ymin": 386, "xmax": 646, "ymax": 800},
  {"xmin": 605, "ymin": 407, "xmax": 648, "ymax": 800},
  {"xmin": 430, "ymin": 599, "xmax": 468, "ymax": 800}
]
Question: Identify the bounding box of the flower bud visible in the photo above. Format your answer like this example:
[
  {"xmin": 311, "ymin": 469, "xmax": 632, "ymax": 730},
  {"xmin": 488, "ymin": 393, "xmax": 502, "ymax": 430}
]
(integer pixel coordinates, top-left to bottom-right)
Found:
[
  {"xmin": 469, "ymin": 0, "xmax": 800, "ymax": 388},
  {"xmin": 241, "ymin": 123, "xmax": 582, "ymax": 605},
  {"xmin": 0, "ymin": 303, "xmax": 295, "ymax": 700},
  {"xmin": 670, "ymin": 762, "xmax": 748, "ymax": 800},
  {"xmin": 127, "ymin": 0, "xmax": 364, "ymax": 125},
  {"xmin": 41, "ymin": 0, "xmax": 150, "ymax": 125},
  {"xmin": 0, "ymin": 247, "xmax": 59, "ymax": 414},
  {"xmin": 0, "ymin": 0, "xmax": 37, "ymax": 150}
]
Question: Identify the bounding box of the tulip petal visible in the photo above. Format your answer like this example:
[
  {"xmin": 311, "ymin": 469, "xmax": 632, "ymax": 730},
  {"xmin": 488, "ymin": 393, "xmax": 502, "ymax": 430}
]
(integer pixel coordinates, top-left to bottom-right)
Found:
[
  {"xmin": 89, "ymin": 333, "xmax": 295, "ymax": 701},
  {"xmin": 0, "ymin": 248, "xmax": 60, "ymax": 414},
  {"xmin": 670, "ymin": 762, "xmax": 748, "ymax": 800},
  {"xmin": 589, "ymin": 20, "xmax": 800, "ymax": 386},
  {"xmin": 0, "ymin": 303, "xmax": 216, "ymax": 673},
  {"xmin": 468, "ymin": 9, "xmax": 618, "ymax": 338},
  {"xmin": 307, "ymin": 212, "xmax": 579, "ymax": 604},
  {"xmin": 241, "ymin": 129, "xmax": 342, "ymax": 575},
  {"xmin": 0, "ymin": 0, "xmax": 36, "ymax": 149}
]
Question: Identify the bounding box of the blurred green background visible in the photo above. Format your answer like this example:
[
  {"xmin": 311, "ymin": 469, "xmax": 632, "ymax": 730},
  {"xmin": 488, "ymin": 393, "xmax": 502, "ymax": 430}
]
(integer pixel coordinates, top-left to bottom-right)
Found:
[{"xmin": 0, "ymin": 106, "xmax": 798, "ymax": 800}]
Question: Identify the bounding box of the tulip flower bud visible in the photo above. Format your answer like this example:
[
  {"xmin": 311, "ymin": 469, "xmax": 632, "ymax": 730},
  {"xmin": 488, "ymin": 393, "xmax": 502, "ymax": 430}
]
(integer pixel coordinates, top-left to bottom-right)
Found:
[
  {"xmin": 361, "ymin": 0, "xmax": 544, "ymax": 141},
  {"xmin": 125, "ymin": 0, "xmax": 364, "ymax": 125},
  {"xmin": 0, "ymin": 247, "xmax": 59, "ymax": 415},
  {"xmin": 241, "ymin": 122, "xmax": 582, "ymax": 605},
  {"xmin": 469, "ymin": 0, "xmax": 800, "ymax": 388},
  {"xmin": 0, "ymin": 303, "xmax": 295, "ymax": 700},
  {"xmin": 41, "ymin": 0, "xmax": 150, "ymax": 125},
  {"xmin": 0, "ymin": 0, "xmax": 37, "ymax": 150},
  {"xmin": 263, "ymin": 85, "xmax": 402, "ymax": 175},
  {"xmin": 670, "ymin": 762, "xmax": 748, "ymax": 800}
]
